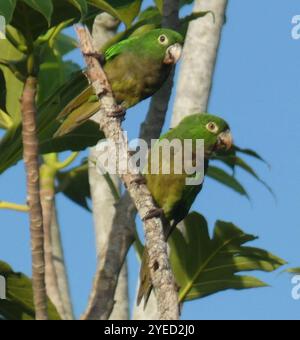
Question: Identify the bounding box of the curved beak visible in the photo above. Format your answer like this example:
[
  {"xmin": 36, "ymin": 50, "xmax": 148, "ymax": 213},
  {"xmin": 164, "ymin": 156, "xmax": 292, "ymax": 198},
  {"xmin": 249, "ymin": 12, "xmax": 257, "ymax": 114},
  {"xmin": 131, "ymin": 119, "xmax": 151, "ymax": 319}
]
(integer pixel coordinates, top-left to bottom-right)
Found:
[
  {"xmin": 216, "ymin": 130, "xmax": 233, "ymax": 151},
  {"xmin": 163, "ymin": 43, "xmax": 183, "ymax": 65}
]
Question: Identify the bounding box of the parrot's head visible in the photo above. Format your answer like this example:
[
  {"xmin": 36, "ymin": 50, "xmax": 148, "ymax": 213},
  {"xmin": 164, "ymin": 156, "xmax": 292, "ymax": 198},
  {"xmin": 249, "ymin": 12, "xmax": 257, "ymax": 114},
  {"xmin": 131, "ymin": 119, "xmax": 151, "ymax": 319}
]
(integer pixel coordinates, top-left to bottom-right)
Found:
[
  {"xmin": 179, "ymin": 113, "xmax": 233, "ymax": 158},
  {"xmin": 198, "ymin": 114, "xmax": 233, "ymax": 157},
  {"xmin": 135, "ymin": 28, "xmax": 184, "ymax": 65}
]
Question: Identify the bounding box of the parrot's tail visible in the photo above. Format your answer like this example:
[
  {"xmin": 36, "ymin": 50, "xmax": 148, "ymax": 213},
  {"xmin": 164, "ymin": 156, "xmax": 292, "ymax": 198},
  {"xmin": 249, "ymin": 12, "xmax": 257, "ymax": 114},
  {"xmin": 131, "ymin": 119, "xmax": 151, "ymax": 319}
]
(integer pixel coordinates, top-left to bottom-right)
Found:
[
  {"xmin": 137, "ymin": 220, "xmax": 177, "ymax": 308},
  {"xmin": 53, "ymin": 100, "xmax": 101, "ymax": 138}
]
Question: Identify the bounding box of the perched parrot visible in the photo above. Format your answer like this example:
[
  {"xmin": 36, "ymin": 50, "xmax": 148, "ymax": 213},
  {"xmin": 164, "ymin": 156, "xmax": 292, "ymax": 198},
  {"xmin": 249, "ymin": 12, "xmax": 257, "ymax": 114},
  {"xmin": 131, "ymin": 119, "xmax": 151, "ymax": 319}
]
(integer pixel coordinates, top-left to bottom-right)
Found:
[
  {"xmin": 137, "ymin": 113, "xmax": 233, "ymax": 307},
  {"xmin": 54, "ymin": 29, "xmax": 183, "ymax": 137}
]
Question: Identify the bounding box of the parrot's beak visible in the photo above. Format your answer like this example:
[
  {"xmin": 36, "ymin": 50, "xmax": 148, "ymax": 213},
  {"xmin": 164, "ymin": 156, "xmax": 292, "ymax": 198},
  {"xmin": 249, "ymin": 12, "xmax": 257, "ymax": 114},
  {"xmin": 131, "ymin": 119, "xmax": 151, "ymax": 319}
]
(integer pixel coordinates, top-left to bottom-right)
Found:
[
  {"xmin": 216, "ymin": 130, "xmax": 233, "ymax": 151},
  {"xmin": 164, "ymin": 43, "xmax": 183, "ymax": 65}
]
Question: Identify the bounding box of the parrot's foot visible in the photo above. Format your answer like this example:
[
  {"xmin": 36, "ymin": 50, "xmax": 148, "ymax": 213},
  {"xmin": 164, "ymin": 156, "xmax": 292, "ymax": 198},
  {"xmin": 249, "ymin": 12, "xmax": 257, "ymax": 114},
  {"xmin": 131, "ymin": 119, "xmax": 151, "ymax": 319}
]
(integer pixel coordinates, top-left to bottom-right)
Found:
[
  {"xmin": 130, "ymin": 175, "xmax": 147, "ymax": 186},
  {"xmin": 143, "ymin": 208, "xmax": 164, "ymax": 221},
  {"xmin": 83, "ymin": 52, "xmax": 105, "ymax": 65},
  {"xmin": 108, "ymin": 105, "xmax": 127, "ymax": 120}
]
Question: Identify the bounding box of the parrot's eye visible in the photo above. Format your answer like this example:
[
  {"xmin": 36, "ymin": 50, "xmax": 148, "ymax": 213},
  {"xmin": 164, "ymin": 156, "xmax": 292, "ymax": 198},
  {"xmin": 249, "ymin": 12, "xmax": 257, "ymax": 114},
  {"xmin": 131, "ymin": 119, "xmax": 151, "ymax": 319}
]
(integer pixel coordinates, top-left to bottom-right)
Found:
[
  {"xmin": 158, "ymin": 34, "xmax": 169, "ymax": 45},
  {"xmin": 206, "ymin": 122, "xmax": 219, "ymax": 134}
]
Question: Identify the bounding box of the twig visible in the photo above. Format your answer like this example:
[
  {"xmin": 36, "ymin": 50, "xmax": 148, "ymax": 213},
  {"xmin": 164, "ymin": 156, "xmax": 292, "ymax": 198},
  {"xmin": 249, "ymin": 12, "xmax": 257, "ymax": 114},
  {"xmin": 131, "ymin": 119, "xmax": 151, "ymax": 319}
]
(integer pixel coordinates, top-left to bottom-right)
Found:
[
  {"xmin": 76, "ymin": 26, "xmax": 179, "ymax": 320},
  {"xmin": 0, "ymin": 201, "xmax": 29, "ymax": 212}
]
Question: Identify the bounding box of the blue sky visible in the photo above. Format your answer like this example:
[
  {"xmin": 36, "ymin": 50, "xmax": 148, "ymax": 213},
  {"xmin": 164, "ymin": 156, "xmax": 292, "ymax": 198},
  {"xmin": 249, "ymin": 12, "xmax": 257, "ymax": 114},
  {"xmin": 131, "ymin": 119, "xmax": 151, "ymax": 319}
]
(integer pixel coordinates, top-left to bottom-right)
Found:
[{"xmin": 1, "ymin": 0, "xmax": 300, "ymax": 320}]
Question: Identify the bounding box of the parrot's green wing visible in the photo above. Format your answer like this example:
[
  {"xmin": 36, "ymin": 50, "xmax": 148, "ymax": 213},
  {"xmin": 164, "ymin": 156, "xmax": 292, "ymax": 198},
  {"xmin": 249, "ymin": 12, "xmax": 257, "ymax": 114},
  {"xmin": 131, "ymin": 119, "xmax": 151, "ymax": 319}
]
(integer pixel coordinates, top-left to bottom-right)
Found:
[
  {"xmin": 56, "ymin": 85, "xmax": 96, "ymax": 120},
  {"xmin": 104, "ymin": 36, "xmax": 138, "ymax": 61}
]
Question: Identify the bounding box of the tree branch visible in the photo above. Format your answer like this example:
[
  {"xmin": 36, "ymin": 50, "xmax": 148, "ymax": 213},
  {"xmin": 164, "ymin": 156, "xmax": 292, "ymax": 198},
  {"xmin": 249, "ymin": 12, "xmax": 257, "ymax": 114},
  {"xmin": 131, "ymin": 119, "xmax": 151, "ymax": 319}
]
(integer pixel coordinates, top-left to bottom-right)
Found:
[
  {"xmin": 21, "ymin": 76, "xmax": 48, "ymax": 320},
  {"xmin": 88, "ymin": 14, "xmax": 129, "ymax": 321},
  {"xmin": 40, "ymin": 155, "xmax": 74, "ymax": 320},
  {"xmin": 76, "ymin": 26, "xmax": 179, "ymax": 320}
]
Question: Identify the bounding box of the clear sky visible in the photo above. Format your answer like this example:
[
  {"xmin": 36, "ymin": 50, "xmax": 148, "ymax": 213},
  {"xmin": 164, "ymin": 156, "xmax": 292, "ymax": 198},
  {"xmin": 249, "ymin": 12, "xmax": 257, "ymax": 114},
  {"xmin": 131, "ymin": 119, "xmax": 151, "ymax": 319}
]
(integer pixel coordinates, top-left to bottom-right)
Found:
[{"xmin": 1, "ymin": 0, "xmax": 300, "ymax": 320}]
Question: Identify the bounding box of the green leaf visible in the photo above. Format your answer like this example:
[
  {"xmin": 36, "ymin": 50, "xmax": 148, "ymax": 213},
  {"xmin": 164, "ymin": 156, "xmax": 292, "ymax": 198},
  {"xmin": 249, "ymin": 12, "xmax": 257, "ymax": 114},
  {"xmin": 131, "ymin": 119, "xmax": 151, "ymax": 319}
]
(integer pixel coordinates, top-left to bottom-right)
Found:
[
  {"xmin": 53, "ymin": 33, "xmax": 78, "ymax": 56},
  {"xmin": 0, "ymin": 108, "xmax": 13, "ymax": 130},
  {"xmin": 0, "ymin": 72, "xmax": 104, "ymax": 174},
  {"xmin": 0, "ymin": 261, "xmax": 61, "ymax": 320},
  {"xmin": 38, "ymin": 36, "xmax": 81, "ymax": 104},
  {"xmin": 234, "ymin": 146, "xmax": 270, "ymax": 168},
  {"xmin": 68, "ymin": 0, "xmax": 88, "ymax": 17},
  {"xmin": 88, "ymin": 0, "xmax": 142, "ymax": 27},
  {"xmin": 51, "ymin": 0, "xmax": 87, "ymax": 27},
  {"xmin": 214, "ymin": 155, "xmax": 274, "ymax": 197},
  {"xmin": 207, "ymin": 166, "xmax": 249, "ymax": 198},
  {"xmin": 40, "ymin": 121, "xmax": 104, "ymax": 154},
  {"xmin": 169, "ymin": 213, "xmax": 286, "ymax": 302},
  {"xmin": 286, "ymin": 268, "xmax": 300, "ymax": 275},
  {"xmin": 0, "ymin": 0, "xmax": 17, "ymax": 23},
  {"xmin": 21, "ymin": 0, "xmax": 54, "ymax": 25},
  {"xmin": 154, "ymin": 0, "xmax": 163, "ymax": 13},
  {"xmin": 57, "ymin": 161, "xmax": 91, "ymax": 211},
  {"xmin": 0, "ymin": 37, "xmax": 24, "ymax": 125}
]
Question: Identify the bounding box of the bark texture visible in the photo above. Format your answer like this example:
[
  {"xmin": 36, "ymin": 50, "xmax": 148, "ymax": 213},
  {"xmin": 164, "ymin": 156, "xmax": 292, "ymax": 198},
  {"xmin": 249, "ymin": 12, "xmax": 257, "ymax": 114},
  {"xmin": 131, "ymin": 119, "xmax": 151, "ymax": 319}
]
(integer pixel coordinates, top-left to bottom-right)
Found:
[{"xmin": 21, "ymin": 76, "xmax": 48, "ymax": 320}]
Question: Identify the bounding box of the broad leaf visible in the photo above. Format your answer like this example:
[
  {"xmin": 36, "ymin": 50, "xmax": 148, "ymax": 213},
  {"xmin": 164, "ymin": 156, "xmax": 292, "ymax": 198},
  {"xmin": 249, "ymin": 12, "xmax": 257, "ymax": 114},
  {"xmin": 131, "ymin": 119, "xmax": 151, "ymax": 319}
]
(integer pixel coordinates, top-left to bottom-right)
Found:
[
  {"xmin": 57, "ymin": 162, "xmax": 91, "ymax": 211},
  {"xmin": 207, "ymin": 166, "xmax": 249, "ymax": 198},
  {"xmin": 68, "ymin": 0, "xmax": 88, "ymax": 17},
  {"xmin": 0, "ymin": 0, "xmax": 17, "ymax": 22},
  {"xmin": 169, "ymin": 213, "xmax": 286, "ymax": 302},
  {"xmin": 4, "ymin": 0, "xmax": 89, "ymax": 41},
  {"xmin": 88, "ymin": 0, "xmax": 142, "ymax": 27},
  {"xmin": 234, "ymin": 146, "xmax": 270, "ymax": 168},
  {"xmin": 0, "ymin": 72, "xmax": 104, "ymax": 174},
  {"xmin": 21, "ymin": 0, "xmax": 54, "ymax": 25},
  {"xmin": 0, "ymin": 36, "xmax": 24, "ymax": 125},
  {"xmin": 0, "ymin": 261, "xmax": 61, "ymax": 320},
  {"xmin": 213, "ymin": 153, "xmax": 274, "ymax": 197}
]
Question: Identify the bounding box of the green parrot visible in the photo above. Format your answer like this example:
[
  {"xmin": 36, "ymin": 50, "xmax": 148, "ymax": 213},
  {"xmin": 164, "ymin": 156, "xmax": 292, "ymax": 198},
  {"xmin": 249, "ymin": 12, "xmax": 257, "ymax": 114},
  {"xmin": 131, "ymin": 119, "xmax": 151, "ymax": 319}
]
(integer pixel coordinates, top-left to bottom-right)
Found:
[
  {"xmin": 54, "ymin": 29, "xmax": 183, "ymax": 137},
  {"xmin": 137, "ymin": 113, "xmax": 233, "ymax": 307}
]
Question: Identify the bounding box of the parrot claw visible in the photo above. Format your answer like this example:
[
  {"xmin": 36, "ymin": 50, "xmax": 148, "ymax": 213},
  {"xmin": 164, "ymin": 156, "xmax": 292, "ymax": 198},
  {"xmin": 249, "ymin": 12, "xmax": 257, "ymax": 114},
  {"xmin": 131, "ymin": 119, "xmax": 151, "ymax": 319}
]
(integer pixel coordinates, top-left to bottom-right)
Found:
[
  {"xmin": 143, "ymin": 208, "xmax": 164, "ymax": 221},
  {"xmin": 108, "ymin": 105, "xmax": 127, "ymax": 120},
  {"xmin": 130, "ymin": 175, "xmax": 147, "ymax": 186},
  {"xmin": 83, "ymin": 52, "xmax": 105, "ymax": 65}
]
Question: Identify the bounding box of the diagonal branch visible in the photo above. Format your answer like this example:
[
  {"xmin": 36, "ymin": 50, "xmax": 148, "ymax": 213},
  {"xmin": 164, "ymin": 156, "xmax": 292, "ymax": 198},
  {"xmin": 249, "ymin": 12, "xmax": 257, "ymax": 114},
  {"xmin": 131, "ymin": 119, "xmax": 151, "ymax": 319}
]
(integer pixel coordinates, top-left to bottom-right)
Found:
[
  {"xmin": 76, "ymin": 26, "xmax": 179, "ymax": 321},
  {"xmin": 88, "ymin": 15, "xmax": 129, "ymax": 321}
]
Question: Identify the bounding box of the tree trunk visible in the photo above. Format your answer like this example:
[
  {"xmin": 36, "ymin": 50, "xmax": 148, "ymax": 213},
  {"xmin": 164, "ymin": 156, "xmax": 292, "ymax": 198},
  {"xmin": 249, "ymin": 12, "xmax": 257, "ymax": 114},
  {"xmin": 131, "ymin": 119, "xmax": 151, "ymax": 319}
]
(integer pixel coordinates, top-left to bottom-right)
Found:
[
  {"xmin": 21, "ymin": 76, "xmax": 48, "ymax": 320},
  {"xmin": 172, "ymin": 0, "xmax": 228, "ymax": 126}
]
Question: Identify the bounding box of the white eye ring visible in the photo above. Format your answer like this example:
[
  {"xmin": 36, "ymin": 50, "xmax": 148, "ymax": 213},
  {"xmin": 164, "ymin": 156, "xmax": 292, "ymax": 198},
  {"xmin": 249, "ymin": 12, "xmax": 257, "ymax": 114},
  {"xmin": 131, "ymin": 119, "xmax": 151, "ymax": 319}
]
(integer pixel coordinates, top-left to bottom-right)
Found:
[
  {"xmin": 206, "ymin": 122, "xmax": 219, "ymax": 134},
  {"xmin": 158, "ymin": 34, "xmax": 169, "ymax": 45}
]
